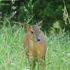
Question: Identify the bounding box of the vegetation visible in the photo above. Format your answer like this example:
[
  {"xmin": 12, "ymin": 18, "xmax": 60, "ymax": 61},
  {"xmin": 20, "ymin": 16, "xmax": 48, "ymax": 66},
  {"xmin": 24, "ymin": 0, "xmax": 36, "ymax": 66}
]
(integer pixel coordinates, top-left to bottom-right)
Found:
[
  {"xmin": 0, "ymin": 0, "xmax": 70, "ymax": 33},
  {"xmin": 0, "ymin": 0, "xmax": 70, "ymax": 70},
  {"xmin": 0, "ymin": 23, "xmax": 70, "ymax": 70}
]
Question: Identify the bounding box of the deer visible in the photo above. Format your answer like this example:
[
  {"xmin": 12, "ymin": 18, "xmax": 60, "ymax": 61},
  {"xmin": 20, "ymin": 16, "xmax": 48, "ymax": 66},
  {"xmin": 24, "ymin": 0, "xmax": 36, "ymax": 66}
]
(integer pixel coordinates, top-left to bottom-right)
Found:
[{"xmin": 23, "ymin": 21, "xmax": 47, "ymax": 70}]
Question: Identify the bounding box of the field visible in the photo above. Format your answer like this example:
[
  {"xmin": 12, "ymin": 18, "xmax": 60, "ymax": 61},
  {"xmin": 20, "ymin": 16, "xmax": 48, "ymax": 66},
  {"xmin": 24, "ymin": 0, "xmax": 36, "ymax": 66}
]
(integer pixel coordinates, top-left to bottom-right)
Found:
[{"xmin": 0, "ymin": 25, "xmax": 70, "ymax": 70}]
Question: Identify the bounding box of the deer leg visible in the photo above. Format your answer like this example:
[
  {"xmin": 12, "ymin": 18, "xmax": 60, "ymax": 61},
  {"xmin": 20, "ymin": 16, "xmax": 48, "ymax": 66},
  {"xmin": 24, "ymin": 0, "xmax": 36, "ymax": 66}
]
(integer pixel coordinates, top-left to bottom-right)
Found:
[
  {"xmin": 28, "ymin": 49, "xmax": 36, "ymax": 70},
  {"xmin": 37, "ymin": 46, "xmax": 46, "ymax": 70}
]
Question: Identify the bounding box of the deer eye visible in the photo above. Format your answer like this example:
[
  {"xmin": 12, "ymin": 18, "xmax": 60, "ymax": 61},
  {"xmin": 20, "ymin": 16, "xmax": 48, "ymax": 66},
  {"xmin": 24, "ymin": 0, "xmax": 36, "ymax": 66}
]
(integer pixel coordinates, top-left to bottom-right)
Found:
[{"xmin": 31, "ymin": 31, "xmax": 33, "ymax": 34}]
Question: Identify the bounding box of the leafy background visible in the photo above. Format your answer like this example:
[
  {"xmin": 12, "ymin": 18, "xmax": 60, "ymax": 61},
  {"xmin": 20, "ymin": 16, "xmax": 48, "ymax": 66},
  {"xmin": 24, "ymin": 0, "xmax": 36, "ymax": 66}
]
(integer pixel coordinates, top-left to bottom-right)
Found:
[{"xmin": 0, "ymin": 0, "xmax": 70, "ymax": 70}]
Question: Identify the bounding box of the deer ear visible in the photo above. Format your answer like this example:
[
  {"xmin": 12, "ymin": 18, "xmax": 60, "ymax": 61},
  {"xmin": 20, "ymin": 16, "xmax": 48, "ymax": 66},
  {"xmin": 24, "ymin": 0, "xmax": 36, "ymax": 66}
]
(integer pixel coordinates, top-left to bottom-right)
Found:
[
  {"xmin": 37, "ymin": 20, "xmax": 43, "ymax": 28},
  {"xmin": 23, "ymin": 23, "xmax": 31, "ymax": 30}
]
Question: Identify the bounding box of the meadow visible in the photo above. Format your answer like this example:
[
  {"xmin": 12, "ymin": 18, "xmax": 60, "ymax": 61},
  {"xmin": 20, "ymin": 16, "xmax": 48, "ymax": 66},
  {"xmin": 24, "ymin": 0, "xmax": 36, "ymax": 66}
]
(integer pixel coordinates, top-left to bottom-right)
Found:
[{"xmin": 0, "ymin": 24, "xmax": 70, "ymax": 70}]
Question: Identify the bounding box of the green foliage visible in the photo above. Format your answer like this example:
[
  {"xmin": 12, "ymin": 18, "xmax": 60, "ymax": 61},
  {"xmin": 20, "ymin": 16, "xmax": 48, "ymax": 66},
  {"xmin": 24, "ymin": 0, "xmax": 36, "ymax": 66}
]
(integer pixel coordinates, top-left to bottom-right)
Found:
[
  {"xmin": 0, "ymin": 0, "xmax": 70, "ymax": 33},
  {"xmin": 0, "ymin": 24, "xmax": 27, "ymax": 70},
  {"xmin": 62, "ymin": 0, "xmax": 70, "ymax": 31},
  {"xmin": 0, "ymin": 23, "xmax": 70, "ymax": 70},
  {"xmin": 0, "ymin": 0, "xmax": 70, "ymax": 70}
]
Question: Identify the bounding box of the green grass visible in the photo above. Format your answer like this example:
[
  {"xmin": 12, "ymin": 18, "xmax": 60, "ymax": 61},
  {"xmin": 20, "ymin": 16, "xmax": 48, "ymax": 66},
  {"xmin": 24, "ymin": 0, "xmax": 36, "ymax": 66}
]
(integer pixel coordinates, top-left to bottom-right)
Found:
[{"xmin": 0, "ymin": 25, "xmax": 70, "ymax": 70}]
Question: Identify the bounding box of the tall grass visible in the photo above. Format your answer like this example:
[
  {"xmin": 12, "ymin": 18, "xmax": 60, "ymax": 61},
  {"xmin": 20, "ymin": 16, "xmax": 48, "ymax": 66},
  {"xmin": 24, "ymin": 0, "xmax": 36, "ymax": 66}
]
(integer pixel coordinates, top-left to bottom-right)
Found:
[
  {"xmin": 0, "ymin": 24, "xmax": 70, "ymax": 70},
  {"xmin": 0, "ymin": 24, "xmax": 28, "ymax": 70},
  {"xmin": 47, "ymin": 32, "xmax": 70, "ymax": 70}
]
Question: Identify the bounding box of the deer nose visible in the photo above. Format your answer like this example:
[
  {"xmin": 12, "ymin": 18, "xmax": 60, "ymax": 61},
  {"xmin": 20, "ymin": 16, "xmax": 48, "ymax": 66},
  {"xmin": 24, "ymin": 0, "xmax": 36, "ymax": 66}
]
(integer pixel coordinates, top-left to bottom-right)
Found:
[{"xmin": 37, "ymin": 39, "xmax": 40, "ymax": 41}]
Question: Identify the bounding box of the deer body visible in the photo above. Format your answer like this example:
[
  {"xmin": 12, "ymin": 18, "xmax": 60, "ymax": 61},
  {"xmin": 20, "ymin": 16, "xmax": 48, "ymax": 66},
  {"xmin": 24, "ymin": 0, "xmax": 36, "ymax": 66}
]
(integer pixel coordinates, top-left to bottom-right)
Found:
[{"xmin": 23, "ymin": 23, "xmax": 47, "ymax": 70}]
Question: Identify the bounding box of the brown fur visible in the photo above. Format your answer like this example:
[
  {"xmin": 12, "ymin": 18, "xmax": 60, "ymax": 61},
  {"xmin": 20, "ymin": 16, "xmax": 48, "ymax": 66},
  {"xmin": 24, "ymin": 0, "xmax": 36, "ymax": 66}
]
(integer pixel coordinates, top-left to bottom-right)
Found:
[{"xmin": 23, "ymin": 23, "xmax": 47, "ymax": 70}]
